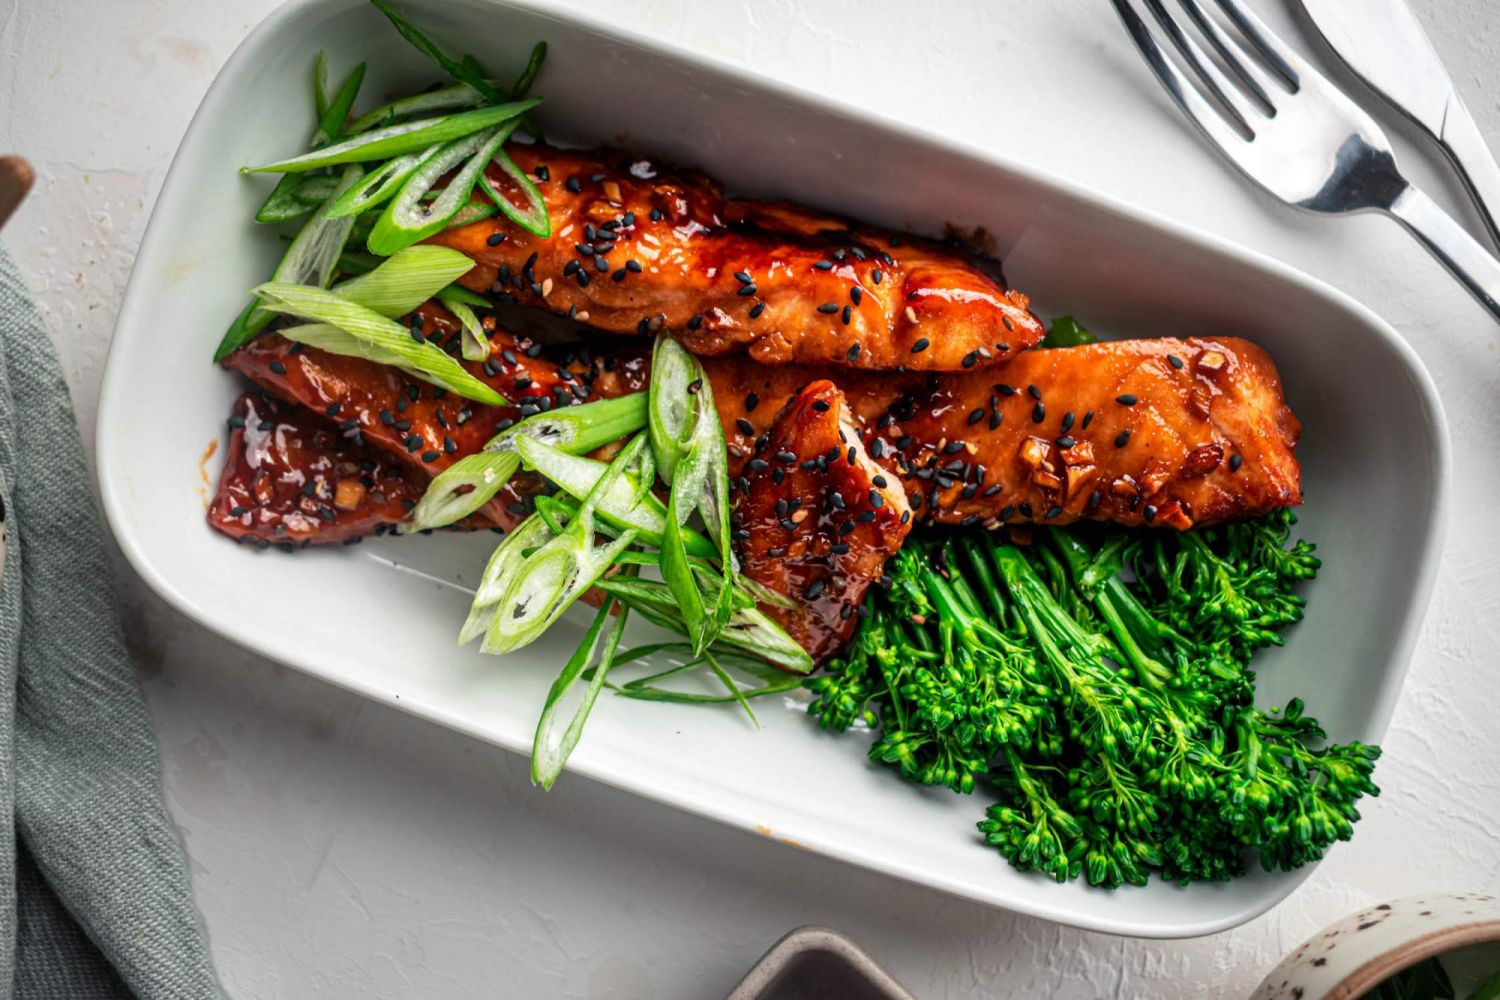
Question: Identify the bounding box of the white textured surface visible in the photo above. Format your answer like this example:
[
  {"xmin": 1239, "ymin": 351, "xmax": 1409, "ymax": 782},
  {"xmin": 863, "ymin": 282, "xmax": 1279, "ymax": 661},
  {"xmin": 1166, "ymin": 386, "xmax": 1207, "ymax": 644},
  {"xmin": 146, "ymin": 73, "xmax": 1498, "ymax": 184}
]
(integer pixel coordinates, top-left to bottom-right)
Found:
[{"xmin": 2, "ymin": 0, "xmax": 1498, "ymax": 997}]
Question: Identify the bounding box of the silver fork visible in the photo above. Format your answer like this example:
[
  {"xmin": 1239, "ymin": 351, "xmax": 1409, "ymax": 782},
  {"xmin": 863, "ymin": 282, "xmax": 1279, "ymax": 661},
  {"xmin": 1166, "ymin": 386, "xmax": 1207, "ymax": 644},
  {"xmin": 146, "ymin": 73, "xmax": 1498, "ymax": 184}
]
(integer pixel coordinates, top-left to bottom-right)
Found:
[{"xmin": 1112, "ymin": 0, "xmax": 1500, "ymax": 324}]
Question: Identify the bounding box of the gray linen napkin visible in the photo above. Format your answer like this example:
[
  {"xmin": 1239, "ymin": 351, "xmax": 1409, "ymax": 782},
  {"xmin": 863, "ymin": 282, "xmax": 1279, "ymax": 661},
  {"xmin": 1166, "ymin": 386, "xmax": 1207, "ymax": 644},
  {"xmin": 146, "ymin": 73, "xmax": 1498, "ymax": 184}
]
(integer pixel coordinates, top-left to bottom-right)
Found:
[{"xmin": 0, "ymin": 246, "xmax": 218, "ymax": 999}]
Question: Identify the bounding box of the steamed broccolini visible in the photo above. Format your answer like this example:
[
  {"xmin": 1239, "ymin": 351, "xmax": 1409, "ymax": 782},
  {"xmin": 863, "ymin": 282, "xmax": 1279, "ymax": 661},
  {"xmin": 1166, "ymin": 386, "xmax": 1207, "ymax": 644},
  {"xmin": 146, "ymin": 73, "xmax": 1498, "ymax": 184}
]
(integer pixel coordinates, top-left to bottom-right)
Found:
[{"xmin": 808, "ymin": 511, "xmax": 1380, "ymax": 888}]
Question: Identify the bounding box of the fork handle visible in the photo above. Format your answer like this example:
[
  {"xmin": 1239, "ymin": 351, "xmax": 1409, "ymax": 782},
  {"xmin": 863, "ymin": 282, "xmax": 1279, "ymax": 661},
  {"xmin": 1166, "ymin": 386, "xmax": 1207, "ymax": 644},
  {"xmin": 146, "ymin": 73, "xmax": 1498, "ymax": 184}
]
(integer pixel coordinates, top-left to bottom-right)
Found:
[{"xmin": 1387, "ymin": 184, "xmax": 1500, "ymax": 323}]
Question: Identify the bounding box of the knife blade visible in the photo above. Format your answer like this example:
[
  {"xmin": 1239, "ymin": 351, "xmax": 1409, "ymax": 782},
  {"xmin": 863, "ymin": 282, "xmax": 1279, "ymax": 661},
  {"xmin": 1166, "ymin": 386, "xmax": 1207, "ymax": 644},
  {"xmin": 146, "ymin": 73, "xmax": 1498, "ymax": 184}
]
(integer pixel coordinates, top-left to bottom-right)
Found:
[{"xmin": 1299, "ymin": 0, "xmax": 1500, "ymax": 251}]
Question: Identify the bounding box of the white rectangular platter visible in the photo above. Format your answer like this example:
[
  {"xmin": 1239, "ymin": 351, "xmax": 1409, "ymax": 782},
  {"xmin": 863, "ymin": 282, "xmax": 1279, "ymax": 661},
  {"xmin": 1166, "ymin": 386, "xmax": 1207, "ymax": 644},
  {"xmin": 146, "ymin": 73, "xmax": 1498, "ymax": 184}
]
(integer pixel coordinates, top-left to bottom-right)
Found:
[{"xmin": 96, "ymin": 0, "xmax": 1448, "ymax": 937}]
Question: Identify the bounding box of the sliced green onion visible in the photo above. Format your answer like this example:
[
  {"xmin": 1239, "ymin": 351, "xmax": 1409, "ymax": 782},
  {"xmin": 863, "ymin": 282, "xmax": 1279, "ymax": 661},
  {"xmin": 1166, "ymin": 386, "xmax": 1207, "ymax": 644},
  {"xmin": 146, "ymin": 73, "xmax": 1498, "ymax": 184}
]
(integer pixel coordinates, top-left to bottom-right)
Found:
[
  {"xmin": 330, "ymin": 244, "xmax": 475, "ymax": 317},
  {"xmin": 244, "ymin": 101, "xmax": 538, "ymax": 174},
  {"xmin": 437, "ymin": 289, "xmax": 487, "ymax": 361},
  {"xmin": 403, "ymin": 451, "xmax": 520, "ymax": 535},
  {"xmin": 347, "ymin": 81, "xmax": 492, "ymax": 134},
  {"xmin": 254, "ymin": 61, "xmax": 368, "ymax": 223},
  {"xmin": 436, "ymin": 284, "xmax": 490, "ymax": 308},
  {"xmin": 459, "ymin": 514, "xmax": 553, "ymax": 644},
  {"xmin": 479, "ymin": 147, "xmax": 550, "ymax": 237},
  {"xmin": 512, "ymin": 42, "xmax": 547, "ymax": 98},
  {"xmin": 367, "ymin": 121, "xmax": 518, "ymax": 255},
  {"xmin": 317, "ymin": 62, "xmax": 366, "ymax": 143},
  {"xmin": 504, "ymin": 392, "xmax": 647, "ymax": 455},
  {"xmin": 325, "ymin": 149, "xmax": 435, "ymax": 219},
  {"xmin": 661, "ymin": 494, "xmax": 709, "ymax": 653},
  {"xmin": 443, "ymin": 200, "xmax": 497, "ymax": 230},
  {"xmin": 514, "ymin": 437, "xmax": 717, "ymax": 558},
  {"xmin": 277, "ymin": 322, "xmax": 407, "ymax": 368},
  {"xmin": 595, "ymin": 576, "xmax": 813, "ymax": 674},
  {"xmin": 612, "ymin": 654, "xmax": 805, "ymax": 707},
  {"xmin": 648, "ymin": 337, "xmax": 695, "ymax": 484},
  {"xmin": 479, "ymin": 437, "xmax": 646, "ymax": 655},
  {"xmin": 335, "ymin": 248, "xmax": 381, "ymax": 276},
  {"xmin": 647, "ymin": 335, "xmax": 736, "ymax": 650},
  {"xmin": 252, "ymin": 283, "xmax": 504, "ymax": 405},
  {"xmin": 531, "ymin": 593, "xmax": 629, "ymax": 790},
  {"xmin": 405, "ymin": 393, "xmax": 649, "ymax": 534},
  {"xmin": 215, "ymin": 164, "xmax": 365, "ymax": 361},
  {"xmin": 370, "ymin": 0, "xmax": 508, "ymax": 104},
  {"xmin": 313, "ymin": 51, "xmax": 331, "ymax": 120}
]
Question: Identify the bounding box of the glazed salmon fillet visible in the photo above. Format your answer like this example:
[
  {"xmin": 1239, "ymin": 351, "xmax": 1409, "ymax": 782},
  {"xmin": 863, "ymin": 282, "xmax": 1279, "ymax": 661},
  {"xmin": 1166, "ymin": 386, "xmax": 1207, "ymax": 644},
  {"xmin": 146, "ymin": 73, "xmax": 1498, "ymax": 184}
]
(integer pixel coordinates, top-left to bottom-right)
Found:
[
  {"xmin": 429, "ymin": 142, "xmax": 1045, "ymax": 372},
  {"xmin": 708, "ymin": 337, "xmax": 1301, "ymax": 532},
  {"xmin": 733, "ymin": 380, "xmax": 913, "ymax": 662}
]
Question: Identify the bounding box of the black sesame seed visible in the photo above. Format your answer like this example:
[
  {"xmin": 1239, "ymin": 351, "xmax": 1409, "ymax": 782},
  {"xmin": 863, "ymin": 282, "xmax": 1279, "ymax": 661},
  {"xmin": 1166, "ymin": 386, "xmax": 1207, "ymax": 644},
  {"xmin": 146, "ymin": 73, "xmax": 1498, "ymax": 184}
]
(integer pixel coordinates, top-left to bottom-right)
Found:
[
  {"xmin": 961, "ymin": 514, "xmax": 980, "ymax": 528},
  {"xmin": 811, "ymin": 400, "xmax": 830, "ymax": 413},
  {"xmin": 846, "ymin": 343, "xmax": 861, "ymax": 362},
  {"xmin": 486, "ymin": 232, "xmax": 508, "ymax": 246},
  {"xmin": 748, "ymin": 302, "xmax": 765, "ymax": 319},
  {"xmin": 1044, "ymin": 506, "xmax": 1063, "ymax": 520},
  {"xmin": 943, "ymin": 440, "xmax": 965, "ymax": 455},
  {"xmin": 868, "ymin": 489, "xmax": 885, "ymax": 508},
  {"xmin": 734, "ymin": 271, "xmax": 752, "ymax": 285},
  {"xmin": 1117, "ymin": 393, "xmax": 1137, "ymax": 406},
  {"xmin": 871, "ymin": 269, "xmax": 882, "ymax": 284},
  {"xmin": 775, "ymin": 450, "xmax": 797, "ymax": 463},
  {"xmin": 748, "ymin": 459, "xmax": 768, "ymax": 473},
  {"xmin": 443, "ymin": 436, "xmax": 457, "ymax": 454},
  {"xmin": 850, "ymin": 287, "xmax": 862, "ymax": 306},
  {"xmin": 421, "ymin": 449, "xmax": 440, "ymax": 463},
  {"xmin": 1056, "ymin": 435, "xmax": 1076, "ymax": 449},
  {"xmin": 1143, "ymin": 504, "xmax": 1158, "ymax": 523},
  {"xmin": 997, "ymin": 383, "xmax": 1017, "ymax": 397},
  {"xmin": 1060, "ymin": 411, "xmax": 1075, "ymax": 432},
  {"xmin": 911, "ymin": 337, "xmax": 930, "ymax": 353},
  {"xmin": 813, "ymin": 260, "xmax": 834, "ymax": 271},
  {"xmin": 1028, "ymin": 384, "xmax": 1042, "ymax": 400},
  {"xmin": 999, "ymin": 505, "xmax": 1015, "ymax": 520},
  {"xmin": 1229, "ymin": 453, "xmax": 1243, "ymax": 472},
  {"xmin": 735, "ymin": 418, "xmax": 755, "ymax": 435},
  {"xmin": 323, "ymin": 403, "xmax": 341, "ymax": 417},
  {"xmin": 1168, "ymin": 354, "xmax": 1184, "ymax": 370},
  {"xmin": 841, "ymin": 305, "xmax": 852, "ymax": 325},
  {"xmin": 1115, "ymin": 429, "xmax": 1132, "ymax": 448},
  {"xmin": 687, "ymin": 313, "xmax": 703, "ymax": 330},
  {"xmin": 967, "ymin": 408, "xmax": 985, "ymax": 425},
  {"xmin": 269, "ymin": 360, "xmax": 287, "ymax": 375},
  {"xmin": 1082, "ymin": 409, "xmax": 1094, "ymax": 429},
  {"xmin": 1031, "ymin": 402, "xmax": 1045, "ymax": 423},
  {"xmin": 817, "ymin": 302, "xmax": 840, "ymax": 314},
  {"xmin": 737, "ymin": 284, "xmax": 757, "ymax": 297},
  {"xmin": 1018, "ymin": 502, "xmax": 1034, "ymax": 518}
]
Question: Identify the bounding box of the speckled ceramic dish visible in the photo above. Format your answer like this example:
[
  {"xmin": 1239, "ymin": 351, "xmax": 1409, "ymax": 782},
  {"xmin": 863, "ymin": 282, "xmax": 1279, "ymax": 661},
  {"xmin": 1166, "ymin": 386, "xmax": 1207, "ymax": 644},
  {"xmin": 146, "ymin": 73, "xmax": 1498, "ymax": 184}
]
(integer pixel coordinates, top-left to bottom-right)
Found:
[
  {"xmin": 726, "ymin": 927, "xmax": 914, "ymax": 1000},
  {"xmin": 96, "ymin": 0, "xmax": 1448, "ymax": 936},
  {"xmin": 1255, "ymin": 893, "xmax": 1500, "ymax": 999}
]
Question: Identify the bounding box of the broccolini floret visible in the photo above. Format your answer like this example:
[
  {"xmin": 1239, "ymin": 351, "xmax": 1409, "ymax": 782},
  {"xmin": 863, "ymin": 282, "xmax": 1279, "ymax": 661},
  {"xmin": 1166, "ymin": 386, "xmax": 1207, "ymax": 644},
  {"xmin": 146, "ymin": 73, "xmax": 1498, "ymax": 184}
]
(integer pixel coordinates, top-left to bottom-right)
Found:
[{"xmin": 807, "ymin": 510, "xmax": 1380, "ymax": 888}]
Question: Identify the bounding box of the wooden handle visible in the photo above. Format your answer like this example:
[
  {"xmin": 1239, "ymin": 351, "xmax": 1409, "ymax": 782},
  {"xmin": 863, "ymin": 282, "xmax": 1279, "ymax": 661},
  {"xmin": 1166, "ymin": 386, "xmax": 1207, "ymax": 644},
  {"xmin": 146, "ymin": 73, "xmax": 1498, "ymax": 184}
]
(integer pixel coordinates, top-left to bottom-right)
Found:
[{"xmin": 0, "ymin": 157, "xmax": 35, "ymax": 234}]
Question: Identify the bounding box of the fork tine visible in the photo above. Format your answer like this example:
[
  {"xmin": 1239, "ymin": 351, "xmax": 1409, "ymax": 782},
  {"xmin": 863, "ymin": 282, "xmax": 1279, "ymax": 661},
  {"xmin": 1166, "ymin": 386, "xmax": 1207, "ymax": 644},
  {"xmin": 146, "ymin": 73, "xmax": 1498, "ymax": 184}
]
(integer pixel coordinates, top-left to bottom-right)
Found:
[
  {"xmin": 1144, "ymin": 0, "xmax": 1265, "ymax": 134},
  {"xmin": 1111, "ymin": 0, "xmax": 1249, "ymax": 154},
  {"xmin": 1212, "ymin": 0, "xmax": 1300, "ymax": 89},
  {"xmin": 1175, "ymin": 0, "xmax": 1280, "ymax": 110}
]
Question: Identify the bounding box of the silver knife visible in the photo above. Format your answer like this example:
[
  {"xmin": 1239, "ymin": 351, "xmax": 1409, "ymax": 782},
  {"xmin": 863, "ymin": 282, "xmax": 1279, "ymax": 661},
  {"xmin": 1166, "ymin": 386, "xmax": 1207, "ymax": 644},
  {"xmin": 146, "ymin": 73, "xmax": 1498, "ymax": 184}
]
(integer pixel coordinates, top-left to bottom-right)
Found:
[{"xmin": 1299, "ymin": 0, "xmax": 1500, "ymax": 251}]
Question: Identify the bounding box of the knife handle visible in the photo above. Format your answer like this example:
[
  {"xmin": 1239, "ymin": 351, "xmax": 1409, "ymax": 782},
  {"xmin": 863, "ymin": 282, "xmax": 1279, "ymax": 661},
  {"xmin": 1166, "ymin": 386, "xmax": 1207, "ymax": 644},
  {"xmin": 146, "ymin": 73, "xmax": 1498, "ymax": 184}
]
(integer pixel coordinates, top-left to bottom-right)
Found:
[
  {"xmin": 1388, "ymin": 183, "xmax": 1500, "ymax": 324},
  {"xmin": 1440, "ymin": 106, "xmax": 1500, "ymax": 253}
]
